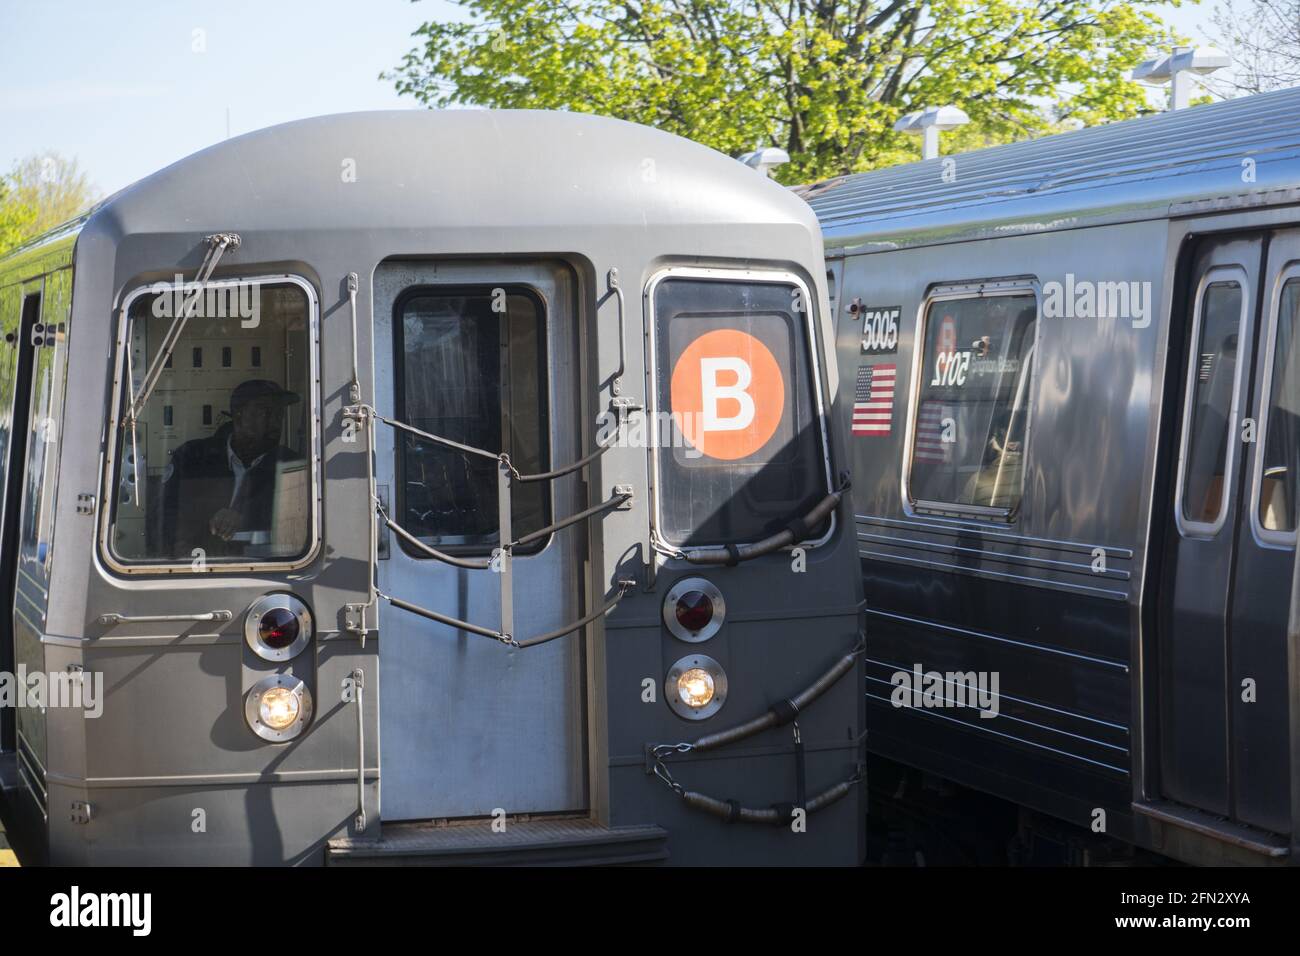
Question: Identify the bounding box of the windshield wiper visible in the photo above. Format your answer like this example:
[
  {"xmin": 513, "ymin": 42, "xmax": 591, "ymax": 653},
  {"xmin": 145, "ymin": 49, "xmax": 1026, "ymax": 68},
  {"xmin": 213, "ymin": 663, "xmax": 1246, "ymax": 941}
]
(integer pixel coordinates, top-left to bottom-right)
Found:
[
  {"xmin": 120, "ymin": 233, "xmax": 239, "ymax": 504},
  {"xmin": 124, "ymin": 232, "xmax": 240, "ymax": 427}
]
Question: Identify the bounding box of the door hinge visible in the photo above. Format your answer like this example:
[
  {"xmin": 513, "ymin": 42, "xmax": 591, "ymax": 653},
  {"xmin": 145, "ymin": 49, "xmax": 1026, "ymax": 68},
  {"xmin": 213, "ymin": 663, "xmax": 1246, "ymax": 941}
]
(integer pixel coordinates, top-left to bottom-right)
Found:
[
  {"xmin": 70, "ymin": 801, "xmax": 93, "ymax": 825},
  {"xmin": 75, "ymin": 493, "xmax": 96, "ymax": 516},
  {"xmin": 610, "ymin": 396, "xmax": 643, "ymax": 419}
]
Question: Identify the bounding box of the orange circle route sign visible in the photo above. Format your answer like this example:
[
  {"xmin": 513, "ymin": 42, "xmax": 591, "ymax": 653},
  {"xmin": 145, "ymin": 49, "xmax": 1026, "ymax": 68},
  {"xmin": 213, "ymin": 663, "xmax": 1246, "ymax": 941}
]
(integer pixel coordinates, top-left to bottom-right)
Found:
[{"xmin": 670, "ymin": 329, "xmax": 785, "ymax": 461}]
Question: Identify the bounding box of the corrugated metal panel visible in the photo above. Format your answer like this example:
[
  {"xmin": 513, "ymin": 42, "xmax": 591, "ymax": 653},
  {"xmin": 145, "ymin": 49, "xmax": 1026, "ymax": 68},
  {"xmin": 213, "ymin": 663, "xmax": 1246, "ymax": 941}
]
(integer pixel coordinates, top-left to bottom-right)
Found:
[{"xmin": 804, "ymin": 85, "xmax": 1300, "ymax": 251}]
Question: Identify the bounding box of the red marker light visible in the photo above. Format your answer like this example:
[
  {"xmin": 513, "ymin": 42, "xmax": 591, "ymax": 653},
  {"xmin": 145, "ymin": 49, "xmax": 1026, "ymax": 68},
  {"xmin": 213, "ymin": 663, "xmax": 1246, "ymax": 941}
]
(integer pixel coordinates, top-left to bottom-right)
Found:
[
  {"xmin": 675, "ymin": 590, "xmax": 714, "ymax": 634},
  {"xmin": 258, "ymin": 606, "xmax": 300, "ymax": 650}
]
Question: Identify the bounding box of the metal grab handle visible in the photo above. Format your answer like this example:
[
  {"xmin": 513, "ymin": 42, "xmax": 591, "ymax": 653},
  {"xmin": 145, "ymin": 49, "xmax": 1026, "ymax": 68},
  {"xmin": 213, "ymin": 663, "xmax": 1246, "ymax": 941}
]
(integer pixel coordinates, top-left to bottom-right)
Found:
[
  {"xmin": 607, "ymin": 268, "xmax": 626, "ymax": 397},
  {"xmin": 98, "ymin": 610, "xmax": 233, "ymax": 626},
  {"xmin": 674, "ymin": 473, "xmax": 851, "ymax": 566},
  {"xmin": 350, "ymin": 668, "xmax": 366, "ymax": 832}
]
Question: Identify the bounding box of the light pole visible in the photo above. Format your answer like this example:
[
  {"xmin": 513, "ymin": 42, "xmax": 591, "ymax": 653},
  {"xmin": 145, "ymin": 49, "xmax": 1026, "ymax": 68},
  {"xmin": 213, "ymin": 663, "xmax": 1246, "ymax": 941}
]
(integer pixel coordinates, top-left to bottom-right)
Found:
[
  {"xmin": 893, "ymin": 105, "xmax": 971, "ymax": 160},
  {"xmin": 1132, "ymin": 46, "xmax": 1231, "ymax": 111},
  {"xmin": 736, "ymin": 146, "xmax": 791, "ymax": 178}
]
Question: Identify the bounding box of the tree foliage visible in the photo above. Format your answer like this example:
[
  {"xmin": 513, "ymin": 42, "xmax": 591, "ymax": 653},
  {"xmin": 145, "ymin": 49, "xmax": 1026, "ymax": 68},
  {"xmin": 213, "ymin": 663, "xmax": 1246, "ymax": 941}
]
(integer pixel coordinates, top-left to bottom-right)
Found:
[
  {"xmin": 0, "ymin": 179, "xmax": 37, "ymax": 258},
  {"xmin": 4, "ymin": 151, "xmax": 99, "ymax": 242},
  {"xmin": 388, "ymin": 0, "xmax": 1183, "ymax": 182},
  {"xmin": 1209, "ymin": 0, "xmax": 1300, "ymax": 95}
]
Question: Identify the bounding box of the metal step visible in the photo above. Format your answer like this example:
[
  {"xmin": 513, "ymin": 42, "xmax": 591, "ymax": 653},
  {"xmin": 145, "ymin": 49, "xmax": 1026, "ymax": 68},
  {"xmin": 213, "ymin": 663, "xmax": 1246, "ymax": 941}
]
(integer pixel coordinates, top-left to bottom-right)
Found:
[
  {"xmin": 1133, "ymin": 800, "xmax": 1290, "ymax": 858},
  {"xmin": 327, "ymin": 817, "xmax": 670, "ymax": 866}
]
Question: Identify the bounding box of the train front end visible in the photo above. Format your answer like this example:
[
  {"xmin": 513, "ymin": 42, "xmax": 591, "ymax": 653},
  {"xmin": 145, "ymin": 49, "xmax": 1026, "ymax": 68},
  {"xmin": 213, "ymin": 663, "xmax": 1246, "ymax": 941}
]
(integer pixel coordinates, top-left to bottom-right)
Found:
[{"xmin": 4, "ymin": 110, "xmax": 863, "ymax": 866}]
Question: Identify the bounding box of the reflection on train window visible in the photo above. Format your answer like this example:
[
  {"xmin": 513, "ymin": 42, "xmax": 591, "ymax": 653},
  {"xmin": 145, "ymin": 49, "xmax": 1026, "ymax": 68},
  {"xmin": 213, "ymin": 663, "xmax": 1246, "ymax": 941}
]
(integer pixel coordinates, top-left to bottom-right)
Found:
[
  {"xmin": 652, "ymin": 276, "xmax": 827, "ymax": 546},
  {"xmin": 19, "ymin": 288, "xmax": 71, "ymax": 576},
  {"xmin": 909, "ymin": 292, "xmax": 1037, "ymax": 515},
  {"xmin": 1260, "ymin": 277, "xmax": 1300, "ymax": 533},
  {"xmin": 108, "ymin": 280, "xmax": 315, "ymax": 566},
  {"xmin": 1181, "ymin": 280, "xmax": 1242, "ymax": 528},
  {"xmin": 395, "ymin": 287, "xmax": 549, "ymax": 552}
]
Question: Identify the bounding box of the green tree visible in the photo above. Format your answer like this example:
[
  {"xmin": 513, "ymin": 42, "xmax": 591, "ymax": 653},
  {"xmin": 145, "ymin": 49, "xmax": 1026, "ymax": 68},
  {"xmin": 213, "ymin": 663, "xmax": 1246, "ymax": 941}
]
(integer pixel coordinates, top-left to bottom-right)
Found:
[
  {"xmin": 5, "ymin": 151, "xmax": 99, "ymax": 241},
  {"xmin": 0, "ymin": 178, "xmax": 37, "ymax": 257},
  {"xmin": 387, "ymin": 0, "xmax": 1186, "ymax": 183}
]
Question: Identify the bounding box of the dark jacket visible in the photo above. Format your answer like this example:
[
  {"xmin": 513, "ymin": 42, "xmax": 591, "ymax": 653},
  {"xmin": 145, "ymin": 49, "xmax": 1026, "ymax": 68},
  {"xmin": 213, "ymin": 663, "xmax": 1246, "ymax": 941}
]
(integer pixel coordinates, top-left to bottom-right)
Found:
[{"xmin": 160, "ymin": 424, "xmax": 300, "ymax": 558}]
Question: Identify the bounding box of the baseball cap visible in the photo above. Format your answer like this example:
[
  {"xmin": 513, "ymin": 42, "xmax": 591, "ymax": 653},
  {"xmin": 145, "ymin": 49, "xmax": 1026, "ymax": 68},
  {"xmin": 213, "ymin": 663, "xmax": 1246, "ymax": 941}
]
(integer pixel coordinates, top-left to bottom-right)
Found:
[{"xmin": 231, "ymin": 379, "xmax": 300, "ymax": 413}]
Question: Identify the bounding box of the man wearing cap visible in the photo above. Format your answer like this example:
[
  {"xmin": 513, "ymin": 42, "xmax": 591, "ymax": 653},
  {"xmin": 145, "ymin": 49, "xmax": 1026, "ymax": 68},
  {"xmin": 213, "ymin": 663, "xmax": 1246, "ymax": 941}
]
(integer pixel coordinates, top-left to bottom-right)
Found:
[{"xmin": 161, "ymin": 379, "xmax": 303, "ymax": 558}]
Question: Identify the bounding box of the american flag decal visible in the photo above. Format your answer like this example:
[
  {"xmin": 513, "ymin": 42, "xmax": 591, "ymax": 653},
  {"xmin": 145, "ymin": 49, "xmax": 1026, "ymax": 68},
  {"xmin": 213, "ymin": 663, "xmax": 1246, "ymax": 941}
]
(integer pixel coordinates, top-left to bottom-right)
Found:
[
  {"xmin": 913, "ymin": 399, "xmax": 950, "ymax": 463},
  {"xmin": 852, "ymin": 363, "xmax": 896, "ymax": 435}
]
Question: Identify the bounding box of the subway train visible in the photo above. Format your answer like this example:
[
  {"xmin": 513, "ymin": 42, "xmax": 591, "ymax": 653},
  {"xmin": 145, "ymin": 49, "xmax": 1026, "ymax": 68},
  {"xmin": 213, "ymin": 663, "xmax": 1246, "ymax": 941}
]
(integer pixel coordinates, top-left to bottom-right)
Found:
[
  {"xmin": 0, "ymin": 110, "xmax": 865, "ymax": 865},
  {"xmin": 806, "ymin": 84, "xmax": 1300, "ymax": 865}
]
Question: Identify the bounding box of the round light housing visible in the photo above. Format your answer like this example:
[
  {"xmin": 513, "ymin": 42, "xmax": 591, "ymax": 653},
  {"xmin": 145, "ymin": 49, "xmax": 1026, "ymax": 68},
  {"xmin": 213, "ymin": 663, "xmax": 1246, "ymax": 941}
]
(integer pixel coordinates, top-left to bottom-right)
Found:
[
  {"xmin": 245, "ymin": 593, "xmax": 313, "ymax": 661},
  {"xmin": 666, "ymin": 654, "xmax": 727, "ymax": 720},
  {"xmin": 663, "ymin": 577, "xmax": 725, "ymax": 642},
  {"xmin": 677, "ymin": 667, "xmax": 715, "ymax": 708},
  {"xmin": 245, "ymin": 675, "xmax": 313, "ymax": 742}
]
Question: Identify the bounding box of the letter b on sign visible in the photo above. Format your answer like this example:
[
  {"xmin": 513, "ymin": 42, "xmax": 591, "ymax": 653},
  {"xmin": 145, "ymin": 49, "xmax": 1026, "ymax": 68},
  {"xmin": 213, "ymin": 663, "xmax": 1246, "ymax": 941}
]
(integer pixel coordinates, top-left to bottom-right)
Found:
[
  {"xmin": 670, "ymin": 329, "xmax": 785, "ymax": 460},
  {"xmin": 700, "ymin": 357, "xmax": 755, "ymax": 432}
]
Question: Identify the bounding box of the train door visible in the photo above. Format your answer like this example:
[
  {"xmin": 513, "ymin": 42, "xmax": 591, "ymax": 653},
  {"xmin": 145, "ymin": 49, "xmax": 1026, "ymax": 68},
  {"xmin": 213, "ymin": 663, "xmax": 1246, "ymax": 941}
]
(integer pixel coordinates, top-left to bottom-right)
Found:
[
  {"xmin": 1157, "ymin": 229, "xmax": 1296, "ymax": 841},
  {"xmin": 371, "ymin": 260, "xmax": 587, "ymax": 820},
  {"xmin": 6, "ymin": 270, "xmax": 72, "ymax": 813}
]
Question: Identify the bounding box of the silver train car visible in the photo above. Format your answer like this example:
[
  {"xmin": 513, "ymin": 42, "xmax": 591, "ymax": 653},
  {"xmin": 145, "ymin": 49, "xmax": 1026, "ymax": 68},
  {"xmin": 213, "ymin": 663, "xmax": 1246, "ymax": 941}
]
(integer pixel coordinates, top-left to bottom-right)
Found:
[
  {"xmin": 807, "ymin": 85, "xmax": 1300, "ymax": 866},
  {"xmin": 0, "ymin": 110, "xmax": 865, "ymax": 865}
]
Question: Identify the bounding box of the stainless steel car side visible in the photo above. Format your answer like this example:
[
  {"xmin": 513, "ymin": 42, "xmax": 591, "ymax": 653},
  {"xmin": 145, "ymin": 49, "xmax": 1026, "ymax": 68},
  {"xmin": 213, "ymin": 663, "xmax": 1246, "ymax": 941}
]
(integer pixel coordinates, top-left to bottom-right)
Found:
[{"xmin": 808, "ymin": 85, "xmax": 1300, "ymax": 866}]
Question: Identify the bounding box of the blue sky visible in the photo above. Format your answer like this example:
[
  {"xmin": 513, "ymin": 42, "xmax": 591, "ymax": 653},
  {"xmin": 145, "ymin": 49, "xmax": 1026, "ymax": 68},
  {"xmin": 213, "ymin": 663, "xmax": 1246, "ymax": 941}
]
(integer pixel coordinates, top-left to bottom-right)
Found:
[{"xmin": 0, "ymin": 0, "xmax": 1220, "ymax": 197}]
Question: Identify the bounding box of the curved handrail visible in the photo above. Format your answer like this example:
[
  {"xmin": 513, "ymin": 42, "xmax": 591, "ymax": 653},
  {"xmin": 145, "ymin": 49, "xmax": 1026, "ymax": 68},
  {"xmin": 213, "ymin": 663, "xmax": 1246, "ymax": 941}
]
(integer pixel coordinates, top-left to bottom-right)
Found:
[
  {"xmin": 671, "ymin": 473, "xmax": 851, "ymax": 566},
  {"xmin": 377, "ymin": 579, "xmax": 634, "ymax": 649}
]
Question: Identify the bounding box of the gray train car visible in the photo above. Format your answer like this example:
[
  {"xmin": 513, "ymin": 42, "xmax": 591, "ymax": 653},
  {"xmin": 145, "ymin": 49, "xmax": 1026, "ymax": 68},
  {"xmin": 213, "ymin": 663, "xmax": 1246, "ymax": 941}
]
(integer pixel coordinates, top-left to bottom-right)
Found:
[
  {"xmin": 0, "ymin": 110, "xmax": 865, "ymax": 865},
  {"xmin": 806, "ymin": 85, "xmax": 1300, "ymax": 866}
]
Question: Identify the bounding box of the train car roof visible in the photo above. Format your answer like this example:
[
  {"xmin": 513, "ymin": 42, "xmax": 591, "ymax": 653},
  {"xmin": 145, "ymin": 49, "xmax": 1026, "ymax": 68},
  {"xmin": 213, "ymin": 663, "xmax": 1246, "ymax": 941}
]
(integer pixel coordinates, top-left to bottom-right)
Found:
[
  {"xmin": 0, "ymin": 109, "xmax": 818, "ymax": 283},
  {"xmin": 802, "ymin": 85, "xmax": 1300, "ymax": 254}
]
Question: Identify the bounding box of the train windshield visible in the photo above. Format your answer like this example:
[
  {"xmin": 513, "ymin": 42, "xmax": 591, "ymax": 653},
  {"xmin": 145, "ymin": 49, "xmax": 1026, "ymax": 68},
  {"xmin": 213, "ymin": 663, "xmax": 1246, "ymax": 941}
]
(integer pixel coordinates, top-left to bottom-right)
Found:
[
  {"xmin": 107, "ymin": 279, "xmax": 315, "ymax": 567},
  {"xmin": 909, "ymin": 291, "xmax": 1038, "ymax": 516},
  {"xmin": 651, "ymin": 274, "xmax": 829, "ymax": 547}
]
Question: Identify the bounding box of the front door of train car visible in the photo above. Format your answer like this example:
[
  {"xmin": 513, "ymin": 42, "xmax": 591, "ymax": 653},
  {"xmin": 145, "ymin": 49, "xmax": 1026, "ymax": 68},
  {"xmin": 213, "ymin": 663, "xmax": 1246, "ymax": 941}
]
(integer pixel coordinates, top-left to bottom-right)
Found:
[
  {"xmin": 371, "ymin": 260, "xmax": 589, "ymax": 820},
  {"xmin": 1156, "ymin": 227, "xmax": 1300, "ymax": 854}
]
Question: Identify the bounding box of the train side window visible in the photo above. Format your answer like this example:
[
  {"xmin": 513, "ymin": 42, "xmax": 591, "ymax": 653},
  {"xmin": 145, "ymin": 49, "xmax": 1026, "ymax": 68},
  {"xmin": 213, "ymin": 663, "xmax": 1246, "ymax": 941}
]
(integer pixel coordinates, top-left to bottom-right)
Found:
[
  {"xmin": 1178, "ymin": 276, "xmax": 1245, "ymax": 533},
  {"xmin": 1258, "ymin": 275, "xmax": 1300, "ymax": 536},
  {"xmin": 393, "ymin": 286, "xmax": 549, "ymax": 553},
  {"xmin": 18, "ymin": 288, "xmax": 71, "ymax": 575},
  {"xmin": 105, "ymin": 278, "xmax": 318, "ymax": 569},
  {"xmin": 907, "ymin": 288, "xmax": 1038, "ymax": 518}
]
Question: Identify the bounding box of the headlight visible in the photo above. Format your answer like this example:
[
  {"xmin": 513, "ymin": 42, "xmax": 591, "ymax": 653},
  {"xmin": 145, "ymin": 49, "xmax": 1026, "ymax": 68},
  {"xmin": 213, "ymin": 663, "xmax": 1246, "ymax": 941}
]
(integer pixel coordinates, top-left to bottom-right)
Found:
[
  {"xmin": 245, "ymin": 593, "xmax": 313, "ymax": 661},
  {"xmin": 259, "ymin": 686, "xmax": 301, "ymax": 729},
  {"xmin": 677, "ymin": 668, "xmax": 715, "ymax": 708},
  {"xmin": 663, "ymin": 577, "xmax": 725, "ymax": 642},
  {"xmin": 245, "ymin": 675, "xmax": 313, "ymax": 742},
  {"xmin": 666, "ymin": 654, "xmax": 727, "ymax": 720}
]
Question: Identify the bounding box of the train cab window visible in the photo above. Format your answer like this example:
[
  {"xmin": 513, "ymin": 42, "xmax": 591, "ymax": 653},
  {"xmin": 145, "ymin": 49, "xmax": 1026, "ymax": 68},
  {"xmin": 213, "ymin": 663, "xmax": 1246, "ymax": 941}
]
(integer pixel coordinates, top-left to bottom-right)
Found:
[
  {"xmin": 394, "ymin": 286, "xmax": 549, "ymax": 552},
  {"xmin": 106, "ymin": 278, "xmax": 316, "ymax": 568},
  {"xmin": 908, "ymin": 289, "xmax": 1038, "ymax": 517},
  {"xmin": 1179, "ymin": 278, "xmax": 1244, "ymax": 531},
  {"xmin": 650, "ymin": 272, "xmax": 830, "ymax": 547},
  {"xmin": 1259, "ymin": 276, "xmax": 1300, "ymax": 535}
]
